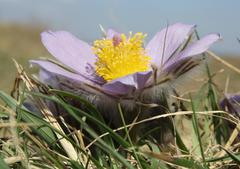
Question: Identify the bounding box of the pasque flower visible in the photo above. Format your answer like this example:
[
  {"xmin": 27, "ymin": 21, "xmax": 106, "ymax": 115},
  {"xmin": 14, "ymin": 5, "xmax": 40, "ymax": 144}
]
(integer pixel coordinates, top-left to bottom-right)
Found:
[
  {"xmin": 31, "ymin": 23, "xmax": 220, "ymax": 98},
  {"xmin": 30, "ymin": 23, "xmax": 220, "ymax": 143}
]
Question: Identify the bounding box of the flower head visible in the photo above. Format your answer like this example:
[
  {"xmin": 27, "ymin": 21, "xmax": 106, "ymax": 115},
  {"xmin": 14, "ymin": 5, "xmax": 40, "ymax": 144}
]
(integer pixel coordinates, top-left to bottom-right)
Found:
[{"xmin": 31, "ymin": 23, "xmax": 220, "ymax": 97}]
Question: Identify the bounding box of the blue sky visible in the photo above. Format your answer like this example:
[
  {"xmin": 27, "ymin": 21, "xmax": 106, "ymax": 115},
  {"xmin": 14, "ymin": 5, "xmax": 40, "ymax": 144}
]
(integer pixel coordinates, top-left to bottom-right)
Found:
[{"xmin": 0, "ymin": 0, "xmax": 240, "ymax": 55}]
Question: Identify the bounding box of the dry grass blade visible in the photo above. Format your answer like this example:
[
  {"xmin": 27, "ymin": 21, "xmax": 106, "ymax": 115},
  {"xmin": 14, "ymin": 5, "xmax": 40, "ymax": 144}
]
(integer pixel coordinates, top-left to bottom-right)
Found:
[
  {"xmin": 170, "ymin": 95, "xmax": 191, "ymax": 102},
  {"xmin": 12, "ymin": 59, "xmax": 79, "ymax": 161},
  {"xmin": 0, "ymin": 101, "xmax": 29, "ymax": 167},
  {"xmin": 207, "ymin": 50, "xmax": 240, "ymax": 74},
  {"xmin": 216, "ymin": 121, "xmax": 240, "ymax": 158},
  {"xmin": 4, "ymin": 156, "xmax": 24, "ymax": 165}
]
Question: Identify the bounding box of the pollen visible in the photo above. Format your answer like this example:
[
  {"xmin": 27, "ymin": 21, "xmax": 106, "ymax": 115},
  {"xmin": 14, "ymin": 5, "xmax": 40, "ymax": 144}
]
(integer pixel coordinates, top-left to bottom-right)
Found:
[{"xmin": 93, "ymin": 32, "xmax": 151, "ymax": 81}]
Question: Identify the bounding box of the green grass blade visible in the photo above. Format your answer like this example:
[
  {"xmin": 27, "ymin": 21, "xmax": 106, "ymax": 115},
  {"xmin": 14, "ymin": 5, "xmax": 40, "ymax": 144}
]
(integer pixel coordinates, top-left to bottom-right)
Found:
[
  {"xmin": 175, "ymin": 130, "xmax": 189, "ymax": 154},
  {"xmin": 146, "ymin": 142, "xmax": 169, "ymax": 169},
  {"xmin": 0, "ymin": 91, "xmax": 59, "ymax": 148},
  {"xmin": 50, "ymin": 89, "xmax": 105, "ymax": 123},
  {"xmin": 173, "ymin": 158, "xmax": 207, "ymax": 169},
  {"xmin": 118, "ymin": 103, "xmax": 143, "ymax": 169},
  {"xmin": 0, "ymin": 157, "xmax": 10, "ymax": 169},
  {"xmin": 18, "ymin": 108, "xmax": 60, "ymax": 148},
  {"xmin": 190, "ymin": 95, "xmax": 208, "ymax": 168},
  {"xmin": 221, "ymin": 147, "xmax": 240, "ymax": 165},
  {"xmin": 49, "ymin": 89, "xmax": 118, "ymax": 147},
  {"xmin": 206, "ymin": 152, "xmax": 240, "ymax": 163},
  {"xmin": 144, "ymin": 151, "xmax": 206, "ymax": 169},
  {"xmin": 205, "ymin": 62, "xmax": 230, "ymax": 143},
  {"xmin": 0, "ymin": 91, "xmax": 18, "ymax": 110},
  {"xmin": 70, "ymin": 160, "xmax": 85, "ymax": 169}
]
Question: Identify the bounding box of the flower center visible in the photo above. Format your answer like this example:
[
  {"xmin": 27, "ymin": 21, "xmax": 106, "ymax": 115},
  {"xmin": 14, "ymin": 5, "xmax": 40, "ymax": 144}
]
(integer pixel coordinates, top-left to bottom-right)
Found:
[{"xmin": 93, "ymin": 32, "xmax": 151, "ymax": 81}]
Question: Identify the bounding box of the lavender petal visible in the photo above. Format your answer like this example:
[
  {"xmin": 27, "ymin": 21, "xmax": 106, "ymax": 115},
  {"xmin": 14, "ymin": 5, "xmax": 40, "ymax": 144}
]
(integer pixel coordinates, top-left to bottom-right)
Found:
[
  {"xmin": 102, "ymin": 81, "xmax": 135, "ymax": 96},
  {"xmin": 102, "ymin": 71, "xmax": 152, "ymax": 95},
  {"xmin": 146, "ymin": 23, "xmax": 196, "ymax": 68},
  {"xmin": 39, "ymin": 68, "xmax": 60, "ymax": 87},
  {"xmin": 41, "ymin": 31, "xmax": 96, "ymax": 78},
  {"xmin": 30, "ymin": 60, "xmax": 92, "ymax": 84},
  {"xmin": 134, "ymin": 71, "xmax": 152, "ymax": 89},
  {"xmin": 178, "ymin": 33, "xmax": 221, "ymax": 59}
]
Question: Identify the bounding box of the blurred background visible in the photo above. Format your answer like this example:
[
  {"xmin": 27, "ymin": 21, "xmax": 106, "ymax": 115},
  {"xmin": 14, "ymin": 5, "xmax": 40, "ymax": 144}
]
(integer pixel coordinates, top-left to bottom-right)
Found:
[{"xmin": 0, "ymin": 0, "xmax": 239, "ymax": 93}]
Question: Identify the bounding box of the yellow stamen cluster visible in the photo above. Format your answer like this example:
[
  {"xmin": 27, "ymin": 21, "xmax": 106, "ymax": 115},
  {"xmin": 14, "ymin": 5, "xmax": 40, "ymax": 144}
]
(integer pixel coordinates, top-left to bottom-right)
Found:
[{"xmin": 93, "ymin": 33, "xmax": 150, "ymax": 81}]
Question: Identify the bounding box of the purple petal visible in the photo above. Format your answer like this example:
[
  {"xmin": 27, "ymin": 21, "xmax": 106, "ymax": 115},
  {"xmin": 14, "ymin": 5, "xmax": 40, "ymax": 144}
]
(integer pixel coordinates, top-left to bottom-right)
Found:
[
  {"xmin": 158, "ymin": 33, "xmax": 220, "ymax": 76},
  {"xmin": 230, "ymin": 95, "xmax": 240, "ymax": 102},
  {"xmin": 39, "ymin": 67, "xmax": 51, "ymax": 82},
  {"xmin": 30, "ymin": 60, "xmax": 92, "ymax": 84},
  {"xmin": 146, "ymin": 23, "xmax": 196, "ymax": 68},
  {"xmin": 159, "ymin": 56, "xmax": 203, "ymax": 81},
  {"xmin": 103, "ymin": 75, "xmax": 136, "ymax": 95},
  {"xmin": 178, "ymin": 33, "xmax": 221, "ymax": 59},
  {"xmin": 134, "ymin": 71, "xmax": 152, "ymax": 89},
  {"xmin": 39, "ymin": 68, "xmax": 54, "ymax": 83},
  {"xmin": 102, "ymin": 71, "xmax": 152, "ymax": 95},
  {"xmin": 41, "ymin": 31, "xmax": 96, "ymax": 78},
  {"xmin": 103, "ymin": 81, "xmax": 135, "ymax": 96},
  {"xmin": 39, "ymin": 68, "xmax": 61, "ymax": 88}
]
